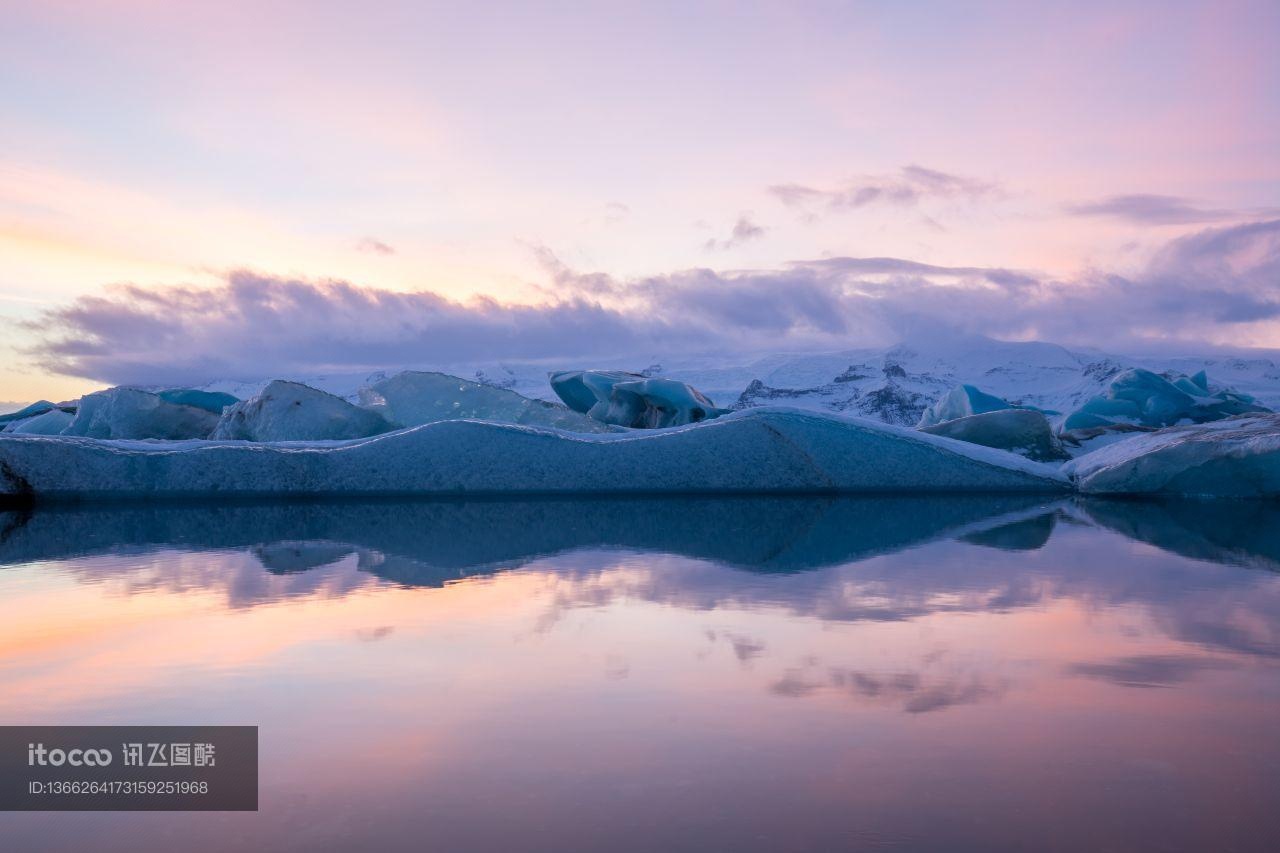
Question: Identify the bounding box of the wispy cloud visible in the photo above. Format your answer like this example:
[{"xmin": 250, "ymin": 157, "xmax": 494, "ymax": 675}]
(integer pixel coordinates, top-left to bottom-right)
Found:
[
  {"xmin": 603, "ymin": 202, "xmax": 630, "ymax": 224},
  {"xmin": 355, "ymin": 237, "xmax": 396, "ymax": 255},
  {"xmin": 769, "ymin": 164, "xmax": 998, "ymax": 221},
  {"xmin": 1065, "ymin": 194, "xmax": 1279, "ymax": 225},
  {"xmin": 1068, "ymin": 654, "xmax": 1232, "ymax": 688},
  {"xmin": 704, "ymin": 215, "xmax": 766, "ymax": 250},
  {"xmin": 22, "ymin": 219, "xmax": 1280, "ymax": 384}
]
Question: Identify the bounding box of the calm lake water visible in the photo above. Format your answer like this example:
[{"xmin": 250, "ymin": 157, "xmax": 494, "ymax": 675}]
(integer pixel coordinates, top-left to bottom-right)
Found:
[{"xmin": 1, "ymin": 496, "xmax": 1278, "ymax": 852}]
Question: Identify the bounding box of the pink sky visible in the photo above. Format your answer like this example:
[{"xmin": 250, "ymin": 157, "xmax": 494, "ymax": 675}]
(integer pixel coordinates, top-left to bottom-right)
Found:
[{"xmin": 1, "ymin": 1, "xmax": 1277, "ymax": 402}]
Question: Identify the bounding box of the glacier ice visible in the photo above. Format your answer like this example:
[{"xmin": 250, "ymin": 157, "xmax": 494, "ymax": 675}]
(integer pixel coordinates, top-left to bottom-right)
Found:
[
  {"xmin": 3, "ymin": 408, "xmax": 75, "ymax": 435},
  {"xmin": 62, "ymin": 388, "xmax": 221, "ymax": 440},
  {"xmin": 0, "ymin": 401, "xmax": 60, "ymax": 425},
  {"xmin": 919, "ymin": 409, "xmax": 1068, "ymax": 463},
  {"xmin": 358, "ymin": 371, "xmax": 608, "ymax": 433},
  {"xmin": 549, "ymin": 370, "xmax": 645, "ymax": 413},
  {"xmin": 1062, "ymin": 368, "xmax": 1267, "ymax": 432},
  {"xmin": 917, "ymin": 384, "xmax": 1023, "ymax": 428},
  {"xmin": 1066, "ymin": 414, "xmax": 1280, "ymax": 497},
  {"xmin": 211, "ymin": 380, "xmax": 394, "ymax": 442},
  {"xmin": 0, "ymin": 408, "xmax": 1068, "ymax": 500},
  {"xmin": 551, "ymin": 370, "xmax": 730, "ymax": 429},
  {"xmin": 157, "ymin": 389, "xmax": 239, "ymax": 414}
]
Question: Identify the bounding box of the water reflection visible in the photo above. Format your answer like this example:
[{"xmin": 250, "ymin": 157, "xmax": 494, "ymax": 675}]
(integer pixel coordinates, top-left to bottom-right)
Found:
[
  {"xmin": 1, "ymin": 494, "xmax": 1060, "ymax": 578},
  {"xmin": 1, "ymin": 496, "xmax": 1278, "ymax": 851}
]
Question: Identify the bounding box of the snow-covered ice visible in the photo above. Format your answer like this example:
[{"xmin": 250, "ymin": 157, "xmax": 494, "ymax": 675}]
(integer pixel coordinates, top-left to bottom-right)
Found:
[
  {"xmin": 212, "ymin": 380, "xmax": 394, "ymax": 442},
  {"xmin": 358, "ymin": 371, "xmax": 609, "ymax": 433},
  {"xmin": 0, "ymin": 408, "xmax": 1068, "ymax": 499},
  {"xmin": 1066, "ymin": 414, "xmax": 1280, "ymax": 497},
  {"xmin": 62, "ymin": 388, "xmax": 220, "ymax": 440},
  {"xmin": 919, "ymin": 409, "xmax": 1068, "ymax": 463},
  {"xmin": 551, "ymin": 371, "xmax": 730, "ymax": 428}
]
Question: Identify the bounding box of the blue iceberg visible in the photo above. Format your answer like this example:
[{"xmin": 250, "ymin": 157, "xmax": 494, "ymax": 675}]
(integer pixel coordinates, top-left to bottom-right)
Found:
[
  {"xmin": 156, "ymin": 389, "xmax": 239, "ymax": 414},
  {"xmin": 2, "ymin": 408, "xmax": 75, "ymax": 435},
  {"xmin": 551, "ymin": 370, "xmax": 730, "ymax": 429},
  {"xmin": 0, "ymin": 401, "xmax": 60, "ymax": 425},
  {"xmin": 62, "ymin": 388, "xmax": 221, "ymax": 440},
  {"xmin": 920, "ymin": 409, "xmax": 1068, "ymax": 462},
  {"xmin": 358, "ymin": 371, "xmax": 608, "ymax": 433},
  {"xmin": 212, "ymin": 380, "xmax": 394, "ymax": 442},
  {"xmin": 1062, "ymin": 368, "xmax": 1267, "ymax": 432},
  {"xmin": 918, "ymin": 384, "xmax": 1023, "ymax": 428},
  {"xmin": 0, "ymin": 408, "xmax": 1068, "ymax": 500},
  {"xmin": 1066, "ymin": 414, "xmax": 1280, "ymax": 497}
]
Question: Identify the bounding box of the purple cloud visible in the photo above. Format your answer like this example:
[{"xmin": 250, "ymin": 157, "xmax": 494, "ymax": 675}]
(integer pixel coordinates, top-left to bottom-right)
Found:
[
  {"xmin": 22, "ymin": 219, "xmax": 1280, "ymax": 385},
  {"xmin": 1064, "ymin": 194, "xmax": 1278, "ymax": 225},
  {"xmin": 769, "ymin": 164, "xmax": 997, "ymax": 220},
  {"xmin": 704, "ymin": 215, "xmax": 767, "ymax": 251}
]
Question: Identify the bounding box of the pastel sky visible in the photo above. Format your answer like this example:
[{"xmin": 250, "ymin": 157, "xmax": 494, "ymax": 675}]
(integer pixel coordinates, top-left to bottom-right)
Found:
[{"xmin": 2, "ymin": 0, "xmax": 1278, "ymax": 403}]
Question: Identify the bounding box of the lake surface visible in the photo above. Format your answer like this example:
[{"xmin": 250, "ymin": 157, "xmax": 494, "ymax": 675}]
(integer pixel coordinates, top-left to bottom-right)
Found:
[{"xmin": 1, "ymin": 496, "xmax": 1278, "ymax": 851}]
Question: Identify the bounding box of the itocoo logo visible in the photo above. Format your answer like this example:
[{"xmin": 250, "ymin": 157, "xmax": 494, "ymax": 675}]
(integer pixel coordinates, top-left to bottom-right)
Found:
[{"xmin": 27, "ymin": 743, "xmax": 113, "ymax": 766}]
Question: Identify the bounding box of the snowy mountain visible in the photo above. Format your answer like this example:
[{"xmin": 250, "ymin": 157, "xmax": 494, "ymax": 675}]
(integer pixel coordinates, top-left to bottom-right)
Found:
[{"xmin": 184, "ymin": 337, "xmax": 1280, "ymax": 428}]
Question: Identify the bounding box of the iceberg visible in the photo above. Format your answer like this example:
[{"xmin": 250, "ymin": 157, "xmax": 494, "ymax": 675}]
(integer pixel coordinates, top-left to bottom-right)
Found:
[
  {"xmin": 211, "ymin": 380, "xmax": 393, "ymax": 442},
  {"xmin": 917, "ymin": 384, "xmax": 1020, "ymax": 428},
  {"xmin": 358, "ymin": 371, "xmax": 608, "ymax": 433},
  {"xmin": 0, "ymin": 408, "xmax": 1069, "ymax": 501},
  {"xmin": 0, "ymin": 400, "xmax": 59, "ymax": 425},
  {"xmin": 62, "ymin": 388, "xmax": 220, "ymax": 440},
  {"xmin": 919, "ymin": 409, "xmax": 1068, "ymax": 462},
  {"xmin": 551, "ymin": 370, "xmax": 730, "ymax": 429},
  {"xmin": 1066, "ymin": 414, "xmax": 1280, "ymax": 497},
  {"xmin": 156, "ymin": 389, "xmax": 239, "ymax": 414},
  {"xmin": 3, "ymin": 408, "xmax": 75, "ymax": 435},
  {"xmin": 1062, "ymin": 368, "xmax": 1267, "ymax": 432},
  {"xmin": 549, "ymin": 370, "xmax": 645, "ymax": 413}
]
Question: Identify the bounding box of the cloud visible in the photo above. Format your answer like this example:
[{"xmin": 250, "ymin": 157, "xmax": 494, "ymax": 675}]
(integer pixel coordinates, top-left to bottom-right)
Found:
[
  {"xmin": 1065, "ymin": 194, "xmax": 1279, "ymax": 225},
  {"xmin": 603, "ymin": 202, "xmax": 630, "ymax": 224},
  {"xmin": 771, "ymin": 664, "xmax": 1006, "ymax": 713},
  {"xmin": 769, "ymin": 164, "xmax": 997, "ymax": 220},
  {"xmin": 704, "ymin": 215, "xmax": 766, "ymax": 250},
  {"xmin": 1067, "ymin": 654, "xmax": 1232, "ymax": 688},
  {"xmin": 355, "ymin": 237, "xmax": 396, "ymax": 255},
  {"xmin": 22, "ymin": 219, "xmax": 1280, "ymax": 384}
]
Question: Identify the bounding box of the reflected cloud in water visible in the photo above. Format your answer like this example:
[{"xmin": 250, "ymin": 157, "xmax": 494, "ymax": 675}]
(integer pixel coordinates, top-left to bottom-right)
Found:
[
  {"xmin": 2, "ymin": 495, "xmax": 1280, "ymax": 851},
  {"xmin": 2, "ymin": 497, "xmax": 1279, "ymax": 662}
]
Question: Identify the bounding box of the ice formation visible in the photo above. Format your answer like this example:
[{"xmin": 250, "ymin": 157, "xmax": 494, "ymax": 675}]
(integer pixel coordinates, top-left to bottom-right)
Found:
[
  {"xmin": 0, "ymin": 401, "xmax": 59, "ymax": 425},
  {"xmin": 358, "ymin": 371, "xmax": 608, "ymax": 433},
  {"xmin": 917, "ymin": 384, "xmax": 1022, "ymax": 428},
  {"xmin": 3, "ymin": 408, "xmax": 75, "ymax": 435},
  {"xmin": 157, "ymin": 389, "xmax": 239, "ymax": 414},
  {"xmin": 549, "ymin": 370, "xmax": 644, "ymax": 413},
  {"xmin": 919, "ymin": 409, "xmax": 1068, "ymax": 463},
  {"xmin": 211, "ymin": 380, "xmax": 394, "ymax": 442},
  {"xmin": 0, "ymin": 408, "xmax": 1068, "ymax": 500},
  {"xmin": 1066, "ymin": 414, "xmax": 1280, "ymax": 497},
  {"xmin": 1061, "ymin": 368, "xmax": 1267, "ymax": 432},
  {"xmin": 62, "ymin": 388, "xmax": 220, "ymax": 440},
  {"xmin": 551, "ymin": 371, "xmax": 730, "ymax": 429}
]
